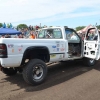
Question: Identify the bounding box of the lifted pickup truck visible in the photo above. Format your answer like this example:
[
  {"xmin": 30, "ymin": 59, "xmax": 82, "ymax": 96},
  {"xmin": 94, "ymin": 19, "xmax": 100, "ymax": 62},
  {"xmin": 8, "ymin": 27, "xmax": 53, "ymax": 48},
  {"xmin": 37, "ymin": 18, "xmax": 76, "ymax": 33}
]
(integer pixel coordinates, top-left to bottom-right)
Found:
[{"xmin": 0, "ymin": 26, "xmax": 100, "ymax": 85}]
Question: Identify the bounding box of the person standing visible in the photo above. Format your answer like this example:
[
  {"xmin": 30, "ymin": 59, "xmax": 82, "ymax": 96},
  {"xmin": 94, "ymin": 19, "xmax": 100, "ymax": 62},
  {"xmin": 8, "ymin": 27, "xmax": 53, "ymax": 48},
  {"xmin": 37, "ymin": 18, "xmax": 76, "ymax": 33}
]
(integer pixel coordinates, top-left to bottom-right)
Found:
[{"xmin": 29, "ymin": 31, "xmax": 35, "ymax": 39}]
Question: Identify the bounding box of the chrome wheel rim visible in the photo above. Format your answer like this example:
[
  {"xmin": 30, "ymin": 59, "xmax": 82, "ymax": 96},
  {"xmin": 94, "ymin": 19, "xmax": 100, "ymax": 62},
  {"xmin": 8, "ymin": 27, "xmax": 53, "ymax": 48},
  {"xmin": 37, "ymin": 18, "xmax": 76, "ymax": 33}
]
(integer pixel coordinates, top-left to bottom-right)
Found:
[{"xmin": 32, "ymin": 64, "xmax": 43, "ymax": 80}]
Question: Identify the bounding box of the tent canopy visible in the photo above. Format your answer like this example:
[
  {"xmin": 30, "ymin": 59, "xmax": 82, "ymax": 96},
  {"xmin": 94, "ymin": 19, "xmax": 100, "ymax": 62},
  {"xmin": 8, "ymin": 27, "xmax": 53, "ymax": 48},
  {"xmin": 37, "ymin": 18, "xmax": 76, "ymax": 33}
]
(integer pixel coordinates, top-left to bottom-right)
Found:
[
  {"xmin": 77, "ymin": 24, "xmax": 94, "ymax": 34},
  {"xmin": 0, "ymin": 28, "xmax": 21, "ymax": 35},
  {"xmin": 82, "ymin": 24, "xmax": 93, "ymax": 33}
]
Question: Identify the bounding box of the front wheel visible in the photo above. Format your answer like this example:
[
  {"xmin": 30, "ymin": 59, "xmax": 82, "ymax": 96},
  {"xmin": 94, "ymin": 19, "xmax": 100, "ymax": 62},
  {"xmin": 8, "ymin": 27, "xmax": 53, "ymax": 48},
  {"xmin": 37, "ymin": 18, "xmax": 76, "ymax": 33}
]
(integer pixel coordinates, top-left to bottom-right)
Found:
[
  {"xmin": 22, "ymin": 59, "xmax": 47, "ymax": 85},
  {"xmin": 82, "ymin": 58, "xmax": 96, "ymax": 67}
]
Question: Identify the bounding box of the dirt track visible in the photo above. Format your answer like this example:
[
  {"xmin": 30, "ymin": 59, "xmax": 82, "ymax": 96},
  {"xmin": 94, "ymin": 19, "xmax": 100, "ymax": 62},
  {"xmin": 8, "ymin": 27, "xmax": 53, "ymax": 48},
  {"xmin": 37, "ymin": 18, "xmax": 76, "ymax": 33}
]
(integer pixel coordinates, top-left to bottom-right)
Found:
[{"xmin": 0, "ymin": 61, "xmax": 100, "ymax": 100}]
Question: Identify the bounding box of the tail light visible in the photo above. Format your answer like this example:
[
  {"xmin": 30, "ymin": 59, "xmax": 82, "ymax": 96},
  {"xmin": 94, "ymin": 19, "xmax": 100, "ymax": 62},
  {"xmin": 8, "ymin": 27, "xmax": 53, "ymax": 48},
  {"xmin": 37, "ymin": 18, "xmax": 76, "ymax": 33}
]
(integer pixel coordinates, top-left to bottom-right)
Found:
[{"xmin": 0, "ymin": 44, "xmax": 7, "ymax": 58}]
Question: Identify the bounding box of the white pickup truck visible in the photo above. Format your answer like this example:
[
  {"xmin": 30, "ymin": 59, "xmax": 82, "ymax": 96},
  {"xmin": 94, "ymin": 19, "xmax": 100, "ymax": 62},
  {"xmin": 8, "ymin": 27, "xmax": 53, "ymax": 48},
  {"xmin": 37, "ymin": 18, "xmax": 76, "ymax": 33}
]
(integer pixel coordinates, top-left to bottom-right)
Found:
[{"xmin": 0, "ymin": 26, "xmax": 100, "ymax": 85}]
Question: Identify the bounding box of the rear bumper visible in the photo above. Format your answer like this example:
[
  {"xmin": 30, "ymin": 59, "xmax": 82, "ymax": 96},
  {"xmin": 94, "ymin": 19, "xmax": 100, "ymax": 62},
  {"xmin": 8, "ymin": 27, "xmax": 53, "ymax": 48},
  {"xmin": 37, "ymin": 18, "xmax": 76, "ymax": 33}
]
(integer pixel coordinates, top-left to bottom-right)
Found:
[{"xmin": 0, "ymin": 54, "xmax": 22, "ymax": 68}]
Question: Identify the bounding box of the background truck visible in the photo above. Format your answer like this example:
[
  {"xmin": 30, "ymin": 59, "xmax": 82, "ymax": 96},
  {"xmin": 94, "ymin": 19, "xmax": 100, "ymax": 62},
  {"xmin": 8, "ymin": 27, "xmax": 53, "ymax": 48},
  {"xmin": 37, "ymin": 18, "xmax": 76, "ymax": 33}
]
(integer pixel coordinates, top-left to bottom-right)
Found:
[{"xmin": 0, "ymin": 26, "xmax": 99, "ymax": 85}]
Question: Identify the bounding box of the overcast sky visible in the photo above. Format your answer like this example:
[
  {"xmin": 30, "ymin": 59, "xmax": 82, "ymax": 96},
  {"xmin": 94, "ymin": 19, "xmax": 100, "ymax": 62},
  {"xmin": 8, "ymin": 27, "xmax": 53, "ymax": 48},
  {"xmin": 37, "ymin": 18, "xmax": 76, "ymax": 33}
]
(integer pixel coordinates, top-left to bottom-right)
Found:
[{"xmin": 0, "ymin": 0, "xmax": 100, "ymax": 28}]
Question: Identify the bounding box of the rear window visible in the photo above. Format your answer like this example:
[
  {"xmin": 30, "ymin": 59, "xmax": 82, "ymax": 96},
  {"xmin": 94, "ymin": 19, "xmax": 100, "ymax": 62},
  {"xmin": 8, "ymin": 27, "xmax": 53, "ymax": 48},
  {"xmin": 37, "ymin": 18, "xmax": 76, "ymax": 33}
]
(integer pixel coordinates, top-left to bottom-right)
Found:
[{"xmin": 37, "ymin": 28, "xmax": 62, "ymax": 39}]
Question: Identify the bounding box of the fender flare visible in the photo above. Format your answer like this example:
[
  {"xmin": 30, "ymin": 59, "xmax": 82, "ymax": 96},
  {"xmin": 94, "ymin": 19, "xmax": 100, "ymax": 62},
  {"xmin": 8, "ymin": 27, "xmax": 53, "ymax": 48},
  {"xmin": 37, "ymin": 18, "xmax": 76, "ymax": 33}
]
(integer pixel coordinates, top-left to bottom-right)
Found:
[{"xmin": 21, "ymin": 46, "xmax": 50, "ymax": 65}]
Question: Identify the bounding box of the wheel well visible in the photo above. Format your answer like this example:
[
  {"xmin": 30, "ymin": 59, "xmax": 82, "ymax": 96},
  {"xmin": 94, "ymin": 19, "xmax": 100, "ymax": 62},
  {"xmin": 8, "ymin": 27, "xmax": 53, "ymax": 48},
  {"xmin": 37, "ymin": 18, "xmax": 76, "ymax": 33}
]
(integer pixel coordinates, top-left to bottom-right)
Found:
[{"xmin": 21, "ymin": 46, "xmax": 50, "ymax": 65}]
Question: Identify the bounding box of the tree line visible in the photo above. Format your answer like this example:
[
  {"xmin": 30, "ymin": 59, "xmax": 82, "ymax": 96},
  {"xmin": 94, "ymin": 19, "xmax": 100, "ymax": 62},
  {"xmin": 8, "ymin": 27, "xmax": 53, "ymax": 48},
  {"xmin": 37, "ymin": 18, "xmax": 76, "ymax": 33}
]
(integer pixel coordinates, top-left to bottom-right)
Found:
[
  {"xmin": 0, "ymin": 23, "xmax": 100, "ymax": 31},
  {"xmin": 0, "ymin": 23, "xmax": 40, "ymax": 30},
  {"xmin": 76, "ymin": 25, "xmax": 100, "ymax": 31},
  {"xmin": 0, "ymin": 23, "xmax": 28, "ymax": 29}
]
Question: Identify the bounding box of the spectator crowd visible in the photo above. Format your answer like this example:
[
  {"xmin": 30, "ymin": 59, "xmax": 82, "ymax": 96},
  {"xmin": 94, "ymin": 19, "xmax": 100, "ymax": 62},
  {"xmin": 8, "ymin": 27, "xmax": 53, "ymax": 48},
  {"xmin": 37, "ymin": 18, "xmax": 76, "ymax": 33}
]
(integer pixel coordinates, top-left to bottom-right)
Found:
[
  {"xmin": 0, "ymin": 25, "xmax": 39, "ymax": 39},
  {"xmin": 0, "ymin": 24, "xmax": 91, "ymax": 40}
]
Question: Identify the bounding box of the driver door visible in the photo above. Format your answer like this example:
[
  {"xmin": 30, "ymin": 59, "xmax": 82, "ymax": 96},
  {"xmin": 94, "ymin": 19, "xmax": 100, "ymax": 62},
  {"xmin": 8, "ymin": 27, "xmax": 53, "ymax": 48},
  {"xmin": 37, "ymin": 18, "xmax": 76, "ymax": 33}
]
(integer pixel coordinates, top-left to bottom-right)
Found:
[{"xmin": 84, "ymin": 26, "xmax": 100, "ymax": 60}]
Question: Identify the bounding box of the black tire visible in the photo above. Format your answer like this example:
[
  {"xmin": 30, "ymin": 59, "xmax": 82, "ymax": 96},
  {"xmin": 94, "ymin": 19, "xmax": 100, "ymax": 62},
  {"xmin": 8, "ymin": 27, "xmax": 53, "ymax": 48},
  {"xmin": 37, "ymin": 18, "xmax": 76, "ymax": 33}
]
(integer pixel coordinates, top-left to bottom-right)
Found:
[
  {"xmin": 82, "ymin": 57, "xmax": 96, "ymax": 67},
  {"xmin": 22, "ymin": 59, "xmax": 47, "ymax": 85},
  {"xmin": 2, "ymin": 68, "xmax": 17, "ymax": 76}
]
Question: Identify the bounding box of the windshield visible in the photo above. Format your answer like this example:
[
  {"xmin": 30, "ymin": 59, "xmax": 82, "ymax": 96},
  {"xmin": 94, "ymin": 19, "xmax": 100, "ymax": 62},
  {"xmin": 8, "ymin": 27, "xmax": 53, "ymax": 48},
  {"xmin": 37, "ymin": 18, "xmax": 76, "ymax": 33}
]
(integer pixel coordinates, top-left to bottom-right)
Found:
[{"xmin": 37, "ymin": 28, "xmax": 62, "ymax": 39}]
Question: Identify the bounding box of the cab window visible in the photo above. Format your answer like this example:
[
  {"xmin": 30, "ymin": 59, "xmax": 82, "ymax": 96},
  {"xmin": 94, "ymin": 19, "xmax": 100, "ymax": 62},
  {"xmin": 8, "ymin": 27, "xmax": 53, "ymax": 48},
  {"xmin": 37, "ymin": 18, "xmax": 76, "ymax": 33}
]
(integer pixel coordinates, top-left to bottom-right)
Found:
[{"xmin": 37, "ymin": 28, "xmax": 62, "ymax": 39}]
